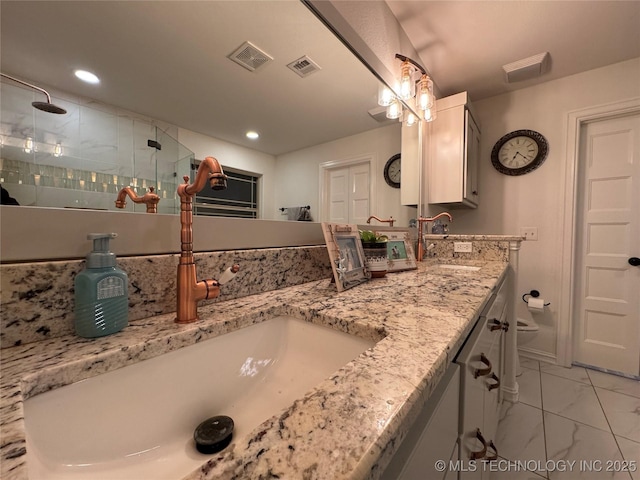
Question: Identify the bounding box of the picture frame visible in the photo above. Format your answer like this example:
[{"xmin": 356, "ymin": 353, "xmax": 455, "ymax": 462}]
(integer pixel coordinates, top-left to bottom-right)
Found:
[
  {"xmin": 321, "ymin": 223, "xmax": 369, "ymax": 292},
  {"xmin": 374, "ymin": 229, "xmax": 417, "ymax": 272}
]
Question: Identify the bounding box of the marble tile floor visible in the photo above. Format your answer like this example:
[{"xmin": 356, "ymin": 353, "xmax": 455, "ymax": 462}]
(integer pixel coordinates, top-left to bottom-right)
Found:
[{"xmin": 490, "ymin": 359, "xmax": 640, "ymax": 480}]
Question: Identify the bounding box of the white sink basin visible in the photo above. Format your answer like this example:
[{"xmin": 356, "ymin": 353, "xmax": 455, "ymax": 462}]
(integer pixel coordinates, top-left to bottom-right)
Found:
[
  {"xmin": 24, "ymin": 316, "xmax": 376, "ymax": 480},
  {"xmin": 436, "ymin": 264, "xmax": 481, "ymax": 271}
]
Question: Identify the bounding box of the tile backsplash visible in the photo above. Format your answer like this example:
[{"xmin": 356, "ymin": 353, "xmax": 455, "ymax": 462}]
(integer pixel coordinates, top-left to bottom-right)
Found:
[{"xmin": 1, "ymin": 245, "xmax": 331, "ymax": 348}]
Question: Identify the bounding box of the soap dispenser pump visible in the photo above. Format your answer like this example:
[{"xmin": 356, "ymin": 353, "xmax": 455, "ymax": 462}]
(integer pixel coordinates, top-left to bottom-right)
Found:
[{"xmin": 74, "ymin": 233, "xmax": 129, "ymax": 338}]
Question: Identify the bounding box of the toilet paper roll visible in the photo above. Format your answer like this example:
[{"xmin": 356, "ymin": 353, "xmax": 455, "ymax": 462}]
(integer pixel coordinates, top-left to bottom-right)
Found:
[{"xmin": 527, "ymin": 297, "xmax": 545, "ymax": 312}]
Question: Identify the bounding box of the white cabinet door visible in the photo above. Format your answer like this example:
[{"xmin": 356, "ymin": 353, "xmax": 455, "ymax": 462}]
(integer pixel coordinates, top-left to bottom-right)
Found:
[
  {"xmin": 464, "ymin": 110, "xmax": 480, "ymax": 206},
  {"xmin": 428, "ymin": 92, "xmax": 480, "ymax": 208},
  {"xmin": 382, "ymin": 365, "xmax": 460, "ymax": 480},
  {"xmin": 457, "ymin": 277, "xmax": 507, "ymax": 480}
]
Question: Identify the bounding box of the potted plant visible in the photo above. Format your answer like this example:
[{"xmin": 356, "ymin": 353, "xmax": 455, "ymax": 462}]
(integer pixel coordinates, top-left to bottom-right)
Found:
[
  {"xmin": 359, "ymin": 230, "xmax": 389, "ymax": 256},
  {"xmin": 359, "ymin": 230, "xmax": 389, "ymax": 278}
]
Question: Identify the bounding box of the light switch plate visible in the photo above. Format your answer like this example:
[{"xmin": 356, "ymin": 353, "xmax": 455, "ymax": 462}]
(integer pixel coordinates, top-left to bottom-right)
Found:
[
  {"xmin": 454, "ymin": 242, "xmax": 473, "ymax": 253},
  {"xmin": 520, "ymin": 227, "xmax": 538, "ymax": 241}
]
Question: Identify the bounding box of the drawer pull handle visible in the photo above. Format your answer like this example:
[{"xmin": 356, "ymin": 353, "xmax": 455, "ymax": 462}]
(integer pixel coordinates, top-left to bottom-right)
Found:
[
  {"xmin": 470, "ymin": 428, "xmax": 488, "ymax": 460},
  {"xmin": 487, "ymin": 372, "xmax": 501, "ymax": 391},
  {"xmin": 489, "ymin": 318, "xmax": 502, "ymax": 331},
  {"xmin": 474, "ymin": 353, "xmax": 492, "ymax": 378},
  {"xmin": 485, "ymin": 440, "xmax": 498, "ymax": 461}
]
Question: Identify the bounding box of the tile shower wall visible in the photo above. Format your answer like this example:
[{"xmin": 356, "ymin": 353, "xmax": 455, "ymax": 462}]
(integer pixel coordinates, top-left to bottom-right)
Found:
[
  {"xmin": 0, "ymin": 245, "xmax": 332, "ymax": 349},
  {"xmin": 0, "ymin": 82, "xmax": 184, "ymax": 213}
]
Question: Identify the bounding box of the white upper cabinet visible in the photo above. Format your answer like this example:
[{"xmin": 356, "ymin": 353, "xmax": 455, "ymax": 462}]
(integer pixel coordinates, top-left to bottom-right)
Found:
[{"xmin": 428, "ymin": 92, "xmax": 480, "ymax": 208}]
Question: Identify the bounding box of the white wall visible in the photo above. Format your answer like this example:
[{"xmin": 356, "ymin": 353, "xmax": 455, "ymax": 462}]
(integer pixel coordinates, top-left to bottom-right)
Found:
[
  {"xmin": 449, "ymin": 58, "xmax": 640, "ymax": 360},
  {"xmin": 275, "ymin": 123, "xmax": 417, "ymax": 227}
]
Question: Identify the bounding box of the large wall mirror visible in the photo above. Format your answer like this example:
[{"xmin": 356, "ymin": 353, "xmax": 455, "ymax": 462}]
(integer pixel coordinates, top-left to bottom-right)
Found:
[{"xmin": 1, "ymin": 0, "xmax": 419, "ymax": 225}]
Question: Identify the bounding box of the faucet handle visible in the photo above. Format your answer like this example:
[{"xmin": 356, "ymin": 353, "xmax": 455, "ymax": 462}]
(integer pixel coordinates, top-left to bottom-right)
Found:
[{"xmin": 219, "ymin": 264, "xmax": 240, "ymax": 285}]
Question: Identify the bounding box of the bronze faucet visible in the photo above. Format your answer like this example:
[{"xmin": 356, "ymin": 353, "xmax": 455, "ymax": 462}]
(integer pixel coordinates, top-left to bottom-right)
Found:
[
  {"xmin": 115, "ymin": 186, "xmax": 160, "ymax": 213},
  {"xmin": 416, "ymin": 212, "xmax": 453, "ymax": 261},
  {"xmin": 366, "ymin": 215, "xmax": 395, "ymax": 227},
  {"xmin": 175, "ymin": 156, "xmax": 239, "ymax": 323}
]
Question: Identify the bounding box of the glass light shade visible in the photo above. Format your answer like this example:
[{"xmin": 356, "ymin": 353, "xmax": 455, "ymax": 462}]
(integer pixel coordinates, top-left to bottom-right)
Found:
[
  {"xmin": 378, "ymin": 84, "xmax": 395, "ymax": 107},
  {"xmin": 399, "ymin": 61, "xmax": 415, "ymax": 100},
  {"xmin": 53, "ymin": 143, "xmax": 62, "ymax": 157},
  {"xmin": 418, "ymin": 75, "xmax": 434, "ymax": 111},
  {"xmin": 423, "ymin": 100, "xmax": 438, "ymax": 122},
  {"xmin": 404, "ymin": 110, "xmax": 418, "ymax": 127},
  {"xmin": 386, "ymin": 99, "xmax": 402, "ymax": 120}
]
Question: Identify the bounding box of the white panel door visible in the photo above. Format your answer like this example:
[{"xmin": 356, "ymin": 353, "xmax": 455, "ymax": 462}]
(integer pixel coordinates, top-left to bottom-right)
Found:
[
  {"xmin": 327, "ymin": 162, "xmax": 370, "ymax": 224},
  {"xmin": 574, "ymin": 113, "xmax": 640, "ymax": 376},
  {"xmin": 350, "ymin": 162, "xmax": 370, "ymax": 225},
  {"xmin": 328, "ymin": 167, "xmax": 348, "ymax": 224}
]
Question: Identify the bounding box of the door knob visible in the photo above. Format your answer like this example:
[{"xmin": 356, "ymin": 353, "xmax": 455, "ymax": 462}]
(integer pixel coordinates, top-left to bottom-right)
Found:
[{"xmin": 629, "ymin": 257, "xmax": 640, "ymax": 266}]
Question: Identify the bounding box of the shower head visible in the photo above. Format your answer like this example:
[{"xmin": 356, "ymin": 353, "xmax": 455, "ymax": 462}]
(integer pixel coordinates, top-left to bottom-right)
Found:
[
  {"xmin": 31, "ymin": 101, "xmax": 67, "ymax": 114},
  {"xmin": 1, "ymin": 72, "xmax": 67, "ymax": 114}
]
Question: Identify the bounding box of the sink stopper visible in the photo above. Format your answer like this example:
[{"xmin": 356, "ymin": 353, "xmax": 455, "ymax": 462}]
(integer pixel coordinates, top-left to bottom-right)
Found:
[{"xmin": 194, "ymin": 415, "xmax": 234, "ymax": 454}]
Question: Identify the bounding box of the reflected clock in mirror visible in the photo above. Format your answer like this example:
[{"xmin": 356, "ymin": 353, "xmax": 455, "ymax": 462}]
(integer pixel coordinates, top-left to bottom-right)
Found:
[{"xmin": 384, "ymin": 153, "xmax": 401, "ymax": 188}]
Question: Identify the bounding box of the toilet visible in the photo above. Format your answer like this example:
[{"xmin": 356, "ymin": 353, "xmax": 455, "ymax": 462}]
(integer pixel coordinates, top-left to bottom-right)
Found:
[{"xmin": 516, "ymin": 317, "xmax": 539, "ymax": 376}]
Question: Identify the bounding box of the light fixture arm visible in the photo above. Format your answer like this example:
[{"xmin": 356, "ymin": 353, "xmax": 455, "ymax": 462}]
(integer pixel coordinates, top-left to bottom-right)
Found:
[
  {"xmin": 1, "ymin": 72, "xmax": 53, "ymax": 104},
  {"xmin": 395, "ymin": 54, "xmax": 426, "ymax": 76}
]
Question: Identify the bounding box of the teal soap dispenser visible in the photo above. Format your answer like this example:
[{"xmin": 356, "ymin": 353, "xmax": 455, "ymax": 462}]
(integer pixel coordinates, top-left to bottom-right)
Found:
[{"xmin": 74, "ymin": 233, "xmax": 129, "ymax": 338}]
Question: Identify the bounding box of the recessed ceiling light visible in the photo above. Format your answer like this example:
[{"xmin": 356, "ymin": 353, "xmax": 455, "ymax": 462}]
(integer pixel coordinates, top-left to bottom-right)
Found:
[
  {"xmin": 246, "ymin": 131, "xmax": 259, "ymax": 140},
  {"xmin": 74, "ymin": 70, "xmax": 100, "ymax": 84}
]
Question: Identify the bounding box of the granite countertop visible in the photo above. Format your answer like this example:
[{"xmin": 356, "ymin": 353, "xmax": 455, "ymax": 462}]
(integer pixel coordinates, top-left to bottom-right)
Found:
[{"xmin": 1, "ymin": 260, "xmax": 508, "ymax": 480}]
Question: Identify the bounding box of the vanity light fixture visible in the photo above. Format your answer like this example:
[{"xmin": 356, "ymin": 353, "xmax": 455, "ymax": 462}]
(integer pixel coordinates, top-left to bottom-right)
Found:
[
  {"xmin": 377, "ymin": 54, "xmax": 438, "ymax": 125},
  {"xmin": 74, "ymin": 69, "xmax": 100, "ymax": 84},
  {"xmin": 246, "ymin": 131, "xmax": 259, "ymax": 140}
]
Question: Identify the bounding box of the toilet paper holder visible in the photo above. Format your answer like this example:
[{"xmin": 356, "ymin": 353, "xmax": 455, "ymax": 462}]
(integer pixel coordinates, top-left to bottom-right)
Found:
[{"xmin": 522, "ymin": 290, "xmax": 551, "ymax": 306}]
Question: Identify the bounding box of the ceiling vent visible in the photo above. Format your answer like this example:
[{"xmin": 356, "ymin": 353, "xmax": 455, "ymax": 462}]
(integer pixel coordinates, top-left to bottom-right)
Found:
[
  {"xmin": 503, "ymin": 52, "xmax": 550, "ymax": 83},
  {"xmin": 228, "ymin": 41, "xmax": 273, "ymax": 72},
  {"xmin": 287, "ymin": 55, "xmax": 321, "ymax": 78}
]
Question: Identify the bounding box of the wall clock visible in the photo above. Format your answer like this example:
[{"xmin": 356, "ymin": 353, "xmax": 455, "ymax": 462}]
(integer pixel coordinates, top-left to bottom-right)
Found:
[
  {"xmin": 490, "ymin": 130, "xmax": 549, "ymax": 176},
  {"xmin": 384, "ymin": 153, "xmax": 401, "ymax": 188}
]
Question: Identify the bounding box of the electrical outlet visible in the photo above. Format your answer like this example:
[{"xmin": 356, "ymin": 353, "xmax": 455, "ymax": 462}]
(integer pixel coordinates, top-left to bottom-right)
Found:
[
  {"xmin": 454, "ymin": 242, "xmax": 473, "ymax": 253},
  {"xmin": 520, "ymin": 227, "xmax": 538, "ymax": 241}
]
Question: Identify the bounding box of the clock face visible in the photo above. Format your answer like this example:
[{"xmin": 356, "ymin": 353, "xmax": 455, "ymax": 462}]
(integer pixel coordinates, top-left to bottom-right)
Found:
[
  {"xmin": 384, "ymin": 153, "xmax": 401, "ymax": 188},
  {"xmin": 497, "ymin": 136, "xmax": 539, "ymax": 169},
  {"xmin": 491, "ymin": 130, "xmax": 548, "ymax": 176}
]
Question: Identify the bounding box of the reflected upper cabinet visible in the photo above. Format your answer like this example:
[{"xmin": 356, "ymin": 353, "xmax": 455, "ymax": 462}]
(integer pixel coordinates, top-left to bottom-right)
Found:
[{"xmin": 428, "ymin": 92, "xmax": 480, "ymax": 208}]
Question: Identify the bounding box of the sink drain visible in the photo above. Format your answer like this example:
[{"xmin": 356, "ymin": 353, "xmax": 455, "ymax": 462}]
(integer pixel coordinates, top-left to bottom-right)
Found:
[{"xmin": 194, "ymin": 415, "xmax": 234, "ymax": 454}]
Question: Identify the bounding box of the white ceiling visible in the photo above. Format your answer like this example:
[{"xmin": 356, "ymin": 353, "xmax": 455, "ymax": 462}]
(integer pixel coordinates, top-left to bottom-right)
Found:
[
  {"xmin": 2, "ymin": 1, "xmax": 639, "ymax": 157},
  {"xmin": 387, "ymin": 1, "xmax": 640, "ymax": 101}
]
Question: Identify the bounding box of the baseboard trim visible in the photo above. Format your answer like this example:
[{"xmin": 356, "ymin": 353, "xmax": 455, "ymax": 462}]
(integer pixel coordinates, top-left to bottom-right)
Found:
[{"xmin": 518, "ymin": 347, "xmax": 556, "ymax": 366}]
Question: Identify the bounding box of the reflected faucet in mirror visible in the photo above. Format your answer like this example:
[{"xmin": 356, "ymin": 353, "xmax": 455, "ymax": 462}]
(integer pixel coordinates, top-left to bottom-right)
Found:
[
  {"xmin": 366, "ymin": 215, "xmax": 395, "ymax": 227},
  {"xmin": 416, "ymin": 212, "xmax": 453, "ymax": 261},
  {"xmin": 115, "ymin": 186, "xmax": 160, "ymax": 213},
  {"xmin": 175, "ymin": 156, "xmax": 239, "ymax": 323}
]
